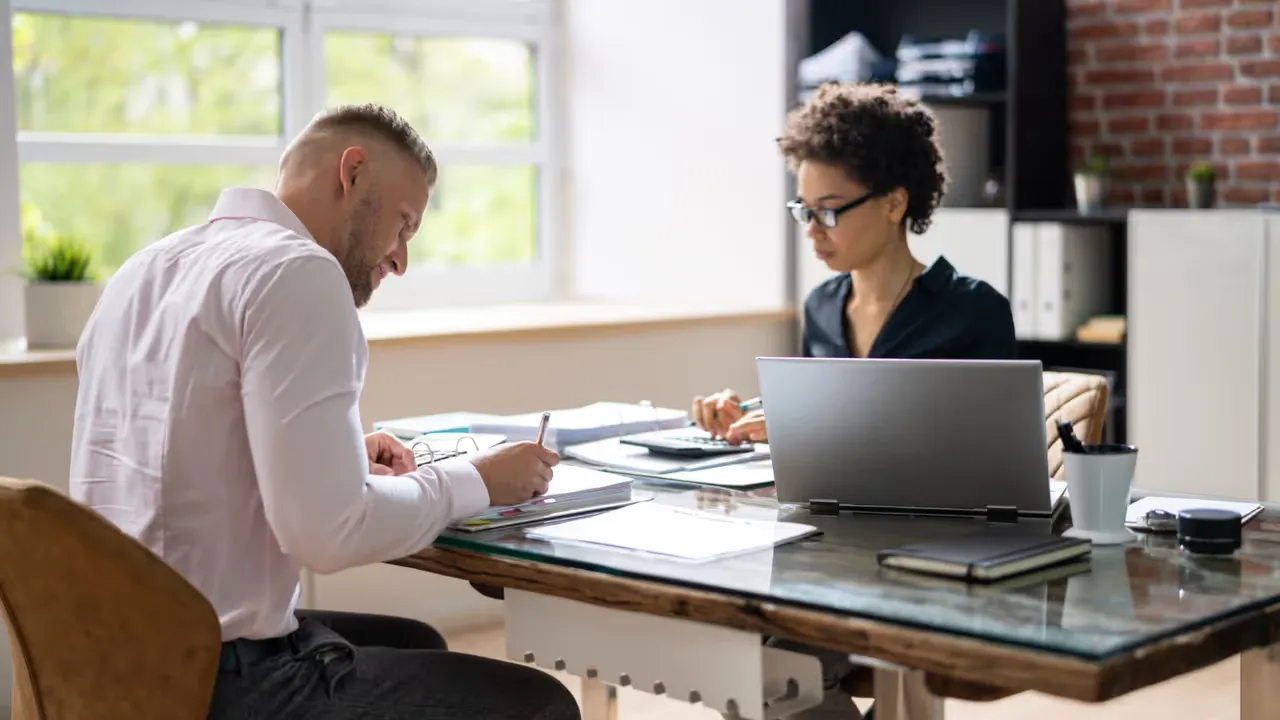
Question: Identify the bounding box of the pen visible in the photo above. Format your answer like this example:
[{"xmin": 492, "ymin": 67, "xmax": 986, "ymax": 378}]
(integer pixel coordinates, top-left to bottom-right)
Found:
[
  {"xmin": 1056, "ymin": 420, "xmax": 1086, "ymax": 454},
  {"xmin": 739, "ymin": 397, "xmax": 763, "ymax": 412},
  {"xmin": 535, "ymin": 411, "xmax": 551, "ymax": 446}
]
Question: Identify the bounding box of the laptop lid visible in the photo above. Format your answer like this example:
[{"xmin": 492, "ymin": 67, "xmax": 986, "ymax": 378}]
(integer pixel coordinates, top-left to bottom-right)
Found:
[{"xmin": 756, "ymin": 357, "xmax": 1050, "ymax": 516}]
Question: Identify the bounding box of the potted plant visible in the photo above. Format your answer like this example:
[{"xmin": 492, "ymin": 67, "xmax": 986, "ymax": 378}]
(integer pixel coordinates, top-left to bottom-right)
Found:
[
  {"xmin": 1074, "ymin": 154, "xmax": 1109, "ymax": 214},
  {"xmin": 1186, "ymin": 162, "xmax": 1216, "ymax": 209},
  {"xmin": 20, "ymin": 206, "xmax": 101, "ymax": 349}
]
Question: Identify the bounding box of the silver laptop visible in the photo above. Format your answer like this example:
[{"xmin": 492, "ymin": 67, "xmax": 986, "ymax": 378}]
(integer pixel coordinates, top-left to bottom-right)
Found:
[{"xmin": 756, "ymin": 357, "xmax": 1050, "ymax": 517}]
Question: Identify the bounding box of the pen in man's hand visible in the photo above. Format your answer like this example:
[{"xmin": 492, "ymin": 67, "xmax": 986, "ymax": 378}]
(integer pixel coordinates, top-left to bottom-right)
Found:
[
  {"xmin": 739, "ymin": 397, "xmax": 763, "ymax": 412},
  {"xmin": 535, "ymin": 411, "xmax": 551, "ymax": 446}
]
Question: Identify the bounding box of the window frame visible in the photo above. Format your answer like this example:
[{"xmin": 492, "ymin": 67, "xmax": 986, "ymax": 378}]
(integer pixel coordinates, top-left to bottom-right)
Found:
[{"xmin": 7, "ymin": 0, "xmax": 562, "ymax": 313}]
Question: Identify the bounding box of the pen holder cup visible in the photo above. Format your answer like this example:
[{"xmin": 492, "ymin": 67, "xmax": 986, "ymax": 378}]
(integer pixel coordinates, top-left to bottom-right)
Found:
[{"xmin": 1063, "ymin": 444, "xmax": 1138, "ymax": 546}]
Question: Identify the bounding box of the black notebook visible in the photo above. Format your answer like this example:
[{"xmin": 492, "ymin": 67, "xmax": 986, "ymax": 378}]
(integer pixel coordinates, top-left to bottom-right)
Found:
[{"xmin": 876, "ymin": 531, "xmax": 1092, "ymax": 582}]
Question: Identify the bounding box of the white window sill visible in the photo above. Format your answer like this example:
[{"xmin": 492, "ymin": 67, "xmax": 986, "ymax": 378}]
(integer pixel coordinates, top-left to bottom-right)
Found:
[{"xmin": 0, "ymin": 300, "xmax": 794, "ymax": 378}]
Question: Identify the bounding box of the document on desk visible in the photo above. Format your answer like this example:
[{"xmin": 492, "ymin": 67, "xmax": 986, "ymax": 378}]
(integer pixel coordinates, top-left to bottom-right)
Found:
[
  {"xmin": 526, "ymin": 502, "xmax": 820, "ymax": 562},
  {"xmin": 451, "ymin": 466, "xmax": 639, "ymax": 532},
  {"xmin": 564, "ymin": 437, "xmax": 769, "ymax": 476},
  {"xmin": 1124, "ymin": 496, "xmax": 1263, "ymax": 529},
  {"xmin": 663, "ymin": 458, "xmax": 777, "ymax": 489},
  {"xmin": 470, "ymin": 402, "xmax": 688, "ymax": 450}
]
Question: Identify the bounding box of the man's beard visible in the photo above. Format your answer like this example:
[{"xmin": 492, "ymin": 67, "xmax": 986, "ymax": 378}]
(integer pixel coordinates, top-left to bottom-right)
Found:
[{"xmin": 340, "ymin": 195, "xmax": 381, "ymax": 308}]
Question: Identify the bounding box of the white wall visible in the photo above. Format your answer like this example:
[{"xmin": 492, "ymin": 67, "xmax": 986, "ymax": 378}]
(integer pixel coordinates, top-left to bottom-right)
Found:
[
  {"xmin": 0, "ymin": 0, "xmax": 22, "ymax": 342},
  {"xmin": 0, "ymin": 313, "xmax": 794, "ymax": 708},
  {"xmin": 564, "ymin": 0, "xmax": 790, "ymax": 309}
]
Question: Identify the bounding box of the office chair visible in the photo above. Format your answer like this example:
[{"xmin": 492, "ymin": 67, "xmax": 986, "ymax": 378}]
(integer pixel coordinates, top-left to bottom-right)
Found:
[
  {"xmin": 0, "ymin": 477, "xmax": 221, "ymax": 720},
  {"xmin": 1042, "ymin": 371, "xmax": 1111, "ymax": 481}
]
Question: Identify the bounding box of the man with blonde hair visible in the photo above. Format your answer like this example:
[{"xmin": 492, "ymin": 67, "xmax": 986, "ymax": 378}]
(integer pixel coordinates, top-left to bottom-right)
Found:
[{"xmin": 70, "ymin": 103, "xmax": 579, "ymax": 719}]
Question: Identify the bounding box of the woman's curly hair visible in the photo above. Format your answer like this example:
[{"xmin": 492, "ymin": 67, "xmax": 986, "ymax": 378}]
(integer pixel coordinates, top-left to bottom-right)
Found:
[{"xmin": 778, "ymin": 82, "xmax": 948, "ymax": 235}]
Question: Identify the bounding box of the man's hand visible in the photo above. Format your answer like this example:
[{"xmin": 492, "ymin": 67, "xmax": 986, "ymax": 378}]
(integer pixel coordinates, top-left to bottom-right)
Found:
[
  {"xmin": 470, "ymin": 442, "xmax": 560, "ymax": 506},
  {"xmin": 365, "ymin": 431, "xmax": 416, "ymax": 476}
]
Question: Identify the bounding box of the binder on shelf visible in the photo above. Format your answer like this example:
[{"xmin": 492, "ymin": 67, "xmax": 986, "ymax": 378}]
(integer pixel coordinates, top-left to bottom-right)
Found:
[{"xmin": 1010, "ymin": 221, "xmax": 1113, "ymax": 342}]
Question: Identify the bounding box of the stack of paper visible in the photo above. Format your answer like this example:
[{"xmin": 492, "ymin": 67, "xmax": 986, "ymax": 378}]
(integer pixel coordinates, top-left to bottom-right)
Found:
[
  {"xmin": 469, "ymin": 402, "xmax": 688, "ymax": 450},
  {"xmin": 662, "ymin": 459, "xmax": 778, "ymax": 490},
  {"xmin": 565, "ymin": 437, "xmax": 769, "ymax": 476},
  {"xmin": 527, "ymin": 502, "xmax": 820, "ymax": 562},
  {"xmin": 451, "ymin": 465, "xmax": 637, "ymax": 532},
  {"xmin": 375, "ymin": 412, "xmax": 507, "ymax": 440}
]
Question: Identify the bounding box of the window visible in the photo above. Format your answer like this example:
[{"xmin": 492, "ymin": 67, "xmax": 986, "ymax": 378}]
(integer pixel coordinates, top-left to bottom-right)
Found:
[{"xmin": 8, "ymin": 0, "xmax": 559, "ymax": 308}]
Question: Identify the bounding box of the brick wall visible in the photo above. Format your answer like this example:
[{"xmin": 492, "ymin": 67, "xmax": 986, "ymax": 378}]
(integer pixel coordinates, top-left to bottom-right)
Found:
[{"xmin": 1067, "ymin": 0, "xmax": 1280, "ymax": 207}]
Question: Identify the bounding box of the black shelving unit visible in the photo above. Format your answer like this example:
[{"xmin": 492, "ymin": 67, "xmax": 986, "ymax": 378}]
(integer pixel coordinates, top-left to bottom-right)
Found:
[
  {"xmin": 1015, "ymin": 211, "xmax": 1130, "ymax": 443},
  {"xmin": 801, "ymin": 0, "xmax": 1129, "ymax": 441},
  {"xmin": 804, "ymin": 0, "xmax": 1069, "ymax": 212}
]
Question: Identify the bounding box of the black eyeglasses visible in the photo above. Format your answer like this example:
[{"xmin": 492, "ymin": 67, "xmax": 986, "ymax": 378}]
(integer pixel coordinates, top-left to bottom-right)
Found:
[{"xmin": 786, "ymin": 192, "xmax": 877, "ymax": 228}]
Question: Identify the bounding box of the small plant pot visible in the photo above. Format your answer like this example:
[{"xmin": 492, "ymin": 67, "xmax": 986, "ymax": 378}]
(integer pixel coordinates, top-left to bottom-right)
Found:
[
  {"xmin": 1187, "ymin": 177, "xmax": 1215, "ymax": 209},
  {"xmin": 1074, "ymin": 172, "xmax": 1108, "ymax": 214},
  {"xmin": 24, "ymin": 281, "xmax": 102, "ymax": 349}
]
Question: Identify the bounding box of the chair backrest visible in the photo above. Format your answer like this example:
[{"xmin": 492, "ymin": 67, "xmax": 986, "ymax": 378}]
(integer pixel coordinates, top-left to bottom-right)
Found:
[
  {"xmin": 0, "ymin": 477, "xmax": 221, "ymax": 720},
  {"xmin": 1042, "ymin": 371, "xmax": 1111, "ymax": 481}
]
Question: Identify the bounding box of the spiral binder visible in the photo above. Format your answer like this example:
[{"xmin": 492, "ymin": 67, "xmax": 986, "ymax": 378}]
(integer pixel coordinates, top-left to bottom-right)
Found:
[{"xmin": 410, "ymin": 434, "xmax": 485, "ymax": 467}]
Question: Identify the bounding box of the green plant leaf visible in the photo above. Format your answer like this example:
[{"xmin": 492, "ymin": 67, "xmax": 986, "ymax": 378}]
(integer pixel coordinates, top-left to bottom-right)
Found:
[
  {"xmin": 1187, "ymin": 161, "xmax": 1216, "ymax": 181},
  {"xmin": 20, "ymin": 219, "xmax": 98, "ymax": 282}
]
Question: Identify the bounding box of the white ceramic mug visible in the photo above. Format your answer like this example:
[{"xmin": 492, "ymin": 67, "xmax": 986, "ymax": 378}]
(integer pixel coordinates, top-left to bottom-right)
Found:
[{"xmin": 1063, "ymin": 444, "xmax": 1138, "ymax": 545}]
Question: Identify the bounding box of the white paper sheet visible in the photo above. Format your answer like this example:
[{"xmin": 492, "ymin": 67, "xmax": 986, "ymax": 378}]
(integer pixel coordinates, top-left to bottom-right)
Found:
[
  {"xmin": 1125, "ymin": 496, "xmax": 1263, "ymax": 528},
  {"xmin": 527, "ymin": 502, "xmax": 818, "ymax": 562}
]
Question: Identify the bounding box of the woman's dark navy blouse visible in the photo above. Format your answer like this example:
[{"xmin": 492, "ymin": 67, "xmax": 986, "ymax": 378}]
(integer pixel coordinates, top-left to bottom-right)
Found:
[{"xmin": 801, "ymin": 256, "xmax": 1017, "ymax": 360}]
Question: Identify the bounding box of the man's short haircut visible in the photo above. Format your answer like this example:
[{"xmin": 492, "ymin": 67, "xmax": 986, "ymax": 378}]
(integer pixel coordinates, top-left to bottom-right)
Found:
[{"xmin": 308, "ymin": 103, "xmax": 438, "ymax": 187}]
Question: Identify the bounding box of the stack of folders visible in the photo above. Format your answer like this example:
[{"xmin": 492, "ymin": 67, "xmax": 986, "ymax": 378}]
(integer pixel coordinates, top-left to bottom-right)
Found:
[
  {"xmin": 450, "ymin": 465, "xmax": 639, "ymax": 533},
  {"xmin": 376, "ymin": 402, "xmax": 688, "ymax": 450},
  {"xmin": 877, "ymin": 529, "xmax": 1092, "ymax": 583}
]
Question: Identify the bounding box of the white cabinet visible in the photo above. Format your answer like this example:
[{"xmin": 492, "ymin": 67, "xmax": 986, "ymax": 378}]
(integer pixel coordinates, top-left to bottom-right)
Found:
[
  {"xmin": 909, "ymin": 208, "xmax": 1010, "ymax": 298},
  {"xmin": 1265, "ymin": 212, "xmax": 1280, "ymax": 502},
  {"xmin": 792, "ymin": 208, "xmax": 1011, "ymax": 315},
  {"xmin": 1128, "ymin": 210, "xmax": 1269, "ymax": 501}
]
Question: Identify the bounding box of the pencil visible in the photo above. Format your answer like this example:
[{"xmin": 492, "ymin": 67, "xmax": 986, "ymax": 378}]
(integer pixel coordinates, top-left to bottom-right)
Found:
[{"xmin": 535, "ymin": 411, "xmax": 551, "ymax": 446}]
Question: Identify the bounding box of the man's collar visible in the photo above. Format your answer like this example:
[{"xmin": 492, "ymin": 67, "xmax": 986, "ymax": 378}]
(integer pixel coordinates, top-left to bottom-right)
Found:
[{"xmin": 208, "ymin": 187, "xmax": 315, "ymax": 241}]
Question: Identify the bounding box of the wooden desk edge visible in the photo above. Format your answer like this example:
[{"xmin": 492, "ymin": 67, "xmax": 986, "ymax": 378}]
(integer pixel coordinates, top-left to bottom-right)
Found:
[{"xmin": 393, "ymin": 547, "xmax": 1280, "ymax": 704}]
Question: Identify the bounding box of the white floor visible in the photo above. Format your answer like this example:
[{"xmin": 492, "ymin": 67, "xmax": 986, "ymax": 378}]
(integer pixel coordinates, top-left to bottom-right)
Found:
[{"xmin": 450, "ymin": 623, "xmax": 1239, "ymax": 719}]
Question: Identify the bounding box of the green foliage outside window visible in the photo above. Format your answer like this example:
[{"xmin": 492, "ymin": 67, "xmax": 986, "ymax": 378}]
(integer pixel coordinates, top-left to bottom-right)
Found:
[{"xmin": 12, "ymin": 12, "xmax": 538, "ymax": 276}]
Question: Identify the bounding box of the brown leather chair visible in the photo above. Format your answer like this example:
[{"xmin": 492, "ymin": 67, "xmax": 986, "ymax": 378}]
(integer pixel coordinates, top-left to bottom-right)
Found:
[
  {"xmin": 1042, "ymin": 370, "xmax": 1111, "ymax": 481},
  {"xmin": 0, "ymin": 477, "xmax": 221, "ymax": 720}
]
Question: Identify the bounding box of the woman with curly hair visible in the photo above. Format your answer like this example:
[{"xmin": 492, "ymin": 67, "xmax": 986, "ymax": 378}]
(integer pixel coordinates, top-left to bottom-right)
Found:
[{"xmin": 693, "ymin": 82, "xmax": 1017, "ymax": 447}]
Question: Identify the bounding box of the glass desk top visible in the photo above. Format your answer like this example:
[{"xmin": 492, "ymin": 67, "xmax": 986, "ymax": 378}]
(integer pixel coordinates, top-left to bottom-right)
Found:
[{"xmin": 435, "ymin": 477, "xmax": 1280, "ymax": 662}]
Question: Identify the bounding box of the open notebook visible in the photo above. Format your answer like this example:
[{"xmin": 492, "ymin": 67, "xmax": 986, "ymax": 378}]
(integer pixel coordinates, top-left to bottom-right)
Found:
[{"xmin": 450, "ymin": 465, "xmax": 639, "ymax": 532}]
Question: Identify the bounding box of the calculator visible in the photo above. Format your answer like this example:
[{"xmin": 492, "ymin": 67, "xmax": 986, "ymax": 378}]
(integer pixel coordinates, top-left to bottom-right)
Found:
[{"xmin": 619, "ymin": 428, "xmax": 755, "ymax": 458}]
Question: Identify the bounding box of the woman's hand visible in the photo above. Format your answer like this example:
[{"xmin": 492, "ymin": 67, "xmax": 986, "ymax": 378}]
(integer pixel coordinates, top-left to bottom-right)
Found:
[
  {"xmin": 691, "ymin": 389, "xmax": 744, "ymax": 438},
  {"xmin": 724, "ymin": 409, "xmax": 767, "ymax": 445}
]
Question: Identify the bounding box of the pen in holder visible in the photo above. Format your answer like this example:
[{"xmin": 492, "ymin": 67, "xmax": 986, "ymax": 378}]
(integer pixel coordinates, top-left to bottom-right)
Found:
[{"xmin": 1060, "ymin": 421, "xmax": 1138, "ymax": 546}]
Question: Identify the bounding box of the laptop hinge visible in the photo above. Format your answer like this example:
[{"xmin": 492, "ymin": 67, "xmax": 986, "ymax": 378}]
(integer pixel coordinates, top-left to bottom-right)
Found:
[
  {"xmin": 808, "ymin": 499, "xmax": 842, "ymax": 516},
  {"xmin": 985, "ymin": 505, "xmax": 1019, "ymax": 523}
]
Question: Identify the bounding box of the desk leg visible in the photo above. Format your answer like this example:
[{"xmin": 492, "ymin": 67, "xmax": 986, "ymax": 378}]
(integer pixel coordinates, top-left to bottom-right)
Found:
[
  {"xmin": 873, "ymin": 668, "xmax": 944, "ymax": 720},
  {"xmin": 1241, "ymin": 643, "xmax": 1280, "ymax": 719},
  {"xmin": 581, "ymin": 677, "xmax": 619, "ymax": 720}
]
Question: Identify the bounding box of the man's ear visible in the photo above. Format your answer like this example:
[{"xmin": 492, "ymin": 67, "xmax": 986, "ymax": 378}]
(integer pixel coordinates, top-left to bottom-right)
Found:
[
  {"xmin": 337, "ymin": 146, "xmax": 368, "ymax": 198},
  {"xmin": 885, "ymin": 187, "xmax": 909, "ymax": 226}
]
